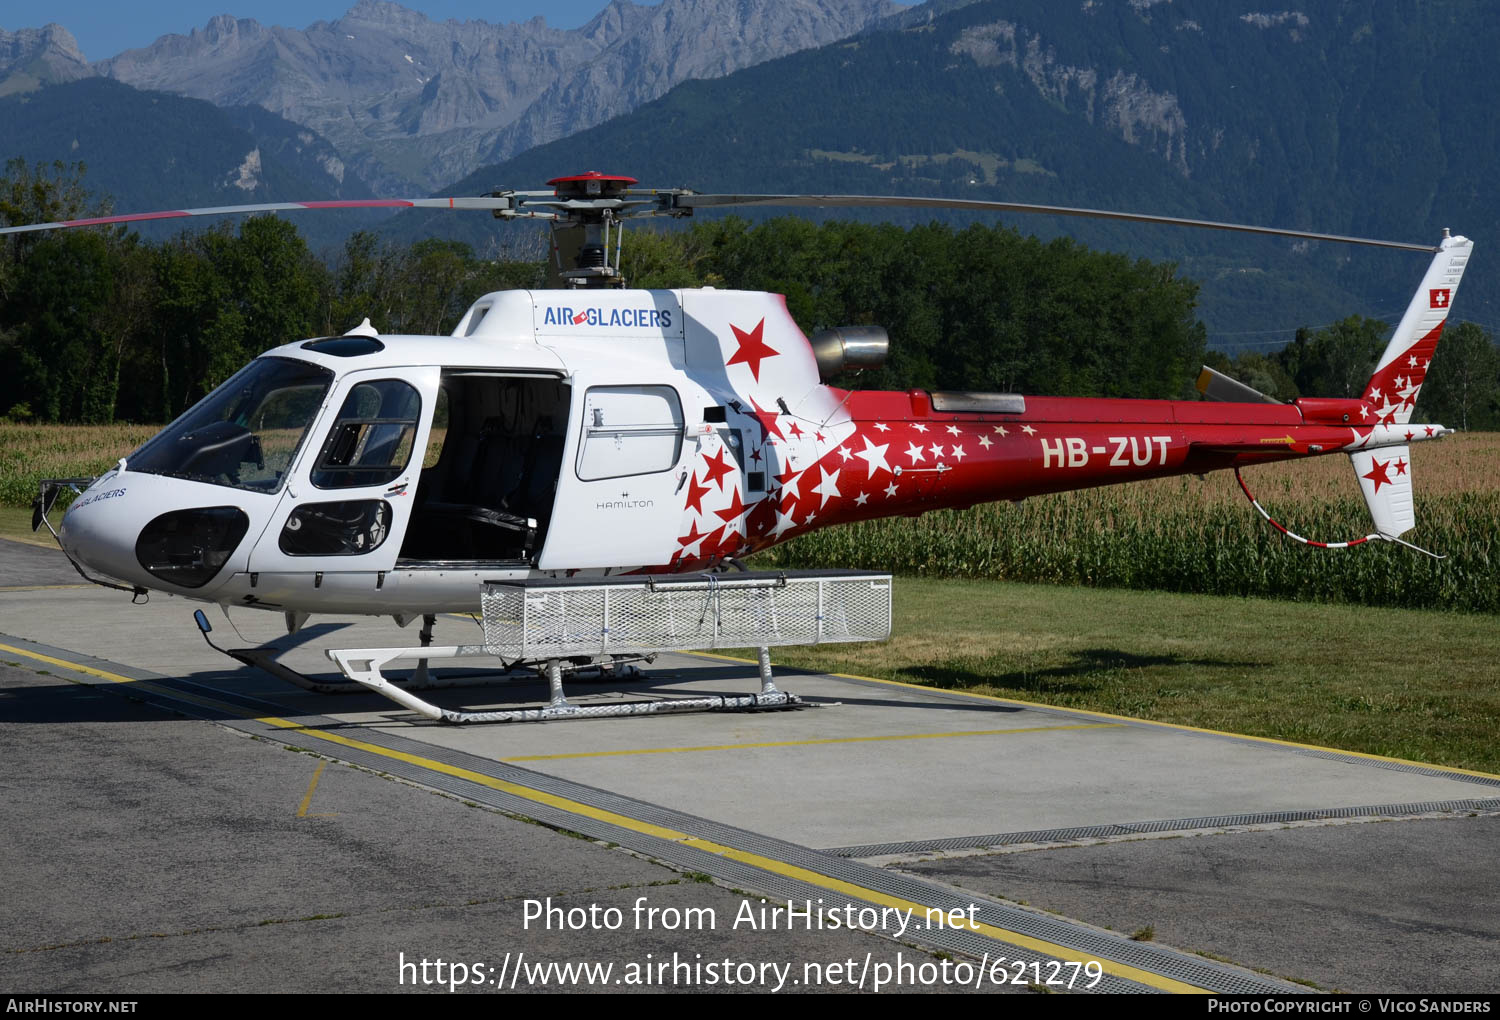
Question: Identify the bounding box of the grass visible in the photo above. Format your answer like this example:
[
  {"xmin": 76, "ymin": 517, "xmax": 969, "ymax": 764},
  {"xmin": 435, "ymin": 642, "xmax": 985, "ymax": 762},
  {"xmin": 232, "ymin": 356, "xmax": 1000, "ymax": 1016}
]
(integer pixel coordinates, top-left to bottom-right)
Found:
[
  {"xmin": 0, "ymin": 506, "xmax": 54, "ymax": 548},
  {"xmin": 737, "ymin": 576, "xmax": 1500, "ymax": 775}
]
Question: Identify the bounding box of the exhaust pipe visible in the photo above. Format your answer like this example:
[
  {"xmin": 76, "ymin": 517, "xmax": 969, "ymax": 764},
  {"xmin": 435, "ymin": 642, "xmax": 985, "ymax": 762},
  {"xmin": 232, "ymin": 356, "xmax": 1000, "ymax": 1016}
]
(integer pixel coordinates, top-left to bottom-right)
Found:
[{"xmin": 809, "ymin": 326, "xmax": 888, "ymax": 382}]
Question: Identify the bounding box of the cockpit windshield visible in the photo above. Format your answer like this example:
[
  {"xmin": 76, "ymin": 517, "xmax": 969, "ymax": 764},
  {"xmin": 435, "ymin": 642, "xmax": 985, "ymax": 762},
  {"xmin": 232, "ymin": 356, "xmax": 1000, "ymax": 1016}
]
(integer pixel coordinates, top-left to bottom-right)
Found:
[{"xmin": 128, "ymin": 357, "xmax": 333, "ymax": 492}]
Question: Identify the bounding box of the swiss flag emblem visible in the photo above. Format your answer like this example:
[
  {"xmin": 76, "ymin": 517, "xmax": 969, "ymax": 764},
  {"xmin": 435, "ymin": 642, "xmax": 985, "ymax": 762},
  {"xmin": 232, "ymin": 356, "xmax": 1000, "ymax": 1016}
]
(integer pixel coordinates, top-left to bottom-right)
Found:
[{"xmin": 1430, "ymin": 288, "xmax": 1451, "ymax": 309}]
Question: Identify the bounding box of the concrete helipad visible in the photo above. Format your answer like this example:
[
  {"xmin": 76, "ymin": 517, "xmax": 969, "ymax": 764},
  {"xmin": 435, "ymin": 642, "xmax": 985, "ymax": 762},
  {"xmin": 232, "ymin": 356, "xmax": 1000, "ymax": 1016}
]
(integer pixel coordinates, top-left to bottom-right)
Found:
[{"xmin": 4, "ymin": 537, "xmax": 1498, "ymax": 994}]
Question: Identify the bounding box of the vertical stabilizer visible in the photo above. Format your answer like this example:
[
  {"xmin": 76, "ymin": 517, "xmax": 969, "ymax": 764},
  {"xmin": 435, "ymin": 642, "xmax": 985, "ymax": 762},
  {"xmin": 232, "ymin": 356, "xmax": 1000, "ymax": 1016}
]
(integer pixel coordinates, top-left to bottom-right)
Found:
[{"xmin": 1363, "ymin": 234, "xmax": 1472, "ymax": 425}]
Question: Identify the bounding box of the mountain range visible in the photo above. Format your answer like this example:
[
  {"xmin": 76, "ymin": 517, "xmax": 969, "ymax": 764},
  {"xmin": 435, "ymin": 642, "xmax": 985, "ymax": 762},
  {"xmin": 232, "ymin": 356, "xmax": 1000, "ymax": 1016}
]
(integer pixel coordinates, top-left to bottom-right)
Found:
[{"xmin": 86, "ymin": 0, "xmax": 900, "ymax": 194}]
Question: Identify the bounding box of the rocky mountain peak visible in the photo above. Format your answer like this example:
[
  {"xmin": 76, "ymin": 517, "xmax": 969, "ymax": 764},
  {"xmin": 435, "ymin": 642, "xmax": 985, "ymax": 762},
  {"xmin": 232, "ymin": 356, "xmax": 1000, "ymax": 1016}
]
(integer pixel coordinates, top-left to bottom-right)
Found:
[
  {"xmin": 91, "ymin": 0, "xmax": 898, "ymax": 193},
  {"xmin": 0, "ymin": 23, "xmax": 94, "ymax": 92},
  {"xmin": 340, "ymin": 0, "xmax": 434, "ymax": 31}
]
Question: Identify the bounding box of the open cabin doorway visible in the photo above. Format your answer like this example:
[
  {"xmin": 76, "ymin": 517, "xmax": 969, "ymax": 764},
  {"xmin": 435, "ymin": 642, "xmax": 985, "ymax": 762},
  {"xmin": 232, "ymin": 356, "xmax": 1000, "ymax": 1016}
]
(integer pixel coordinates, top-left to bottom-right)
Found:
[{"xmin": 398, "ymin": 371, "xmax": 570, "ymax": 565}]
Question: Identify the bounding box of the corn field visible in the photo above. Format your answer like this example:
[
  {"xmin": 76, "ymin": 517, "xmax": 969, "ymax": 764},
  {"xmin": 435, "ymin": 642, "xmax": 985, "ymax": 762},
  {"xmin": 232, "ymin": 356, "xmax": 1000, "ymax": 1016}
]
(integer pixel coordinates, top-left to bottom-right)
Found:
[
  {"xmin": 0, "ymin": 423, "xmax": 158, "ymax": 508},
  {"xmin": 755, "ymin": 433, "xmax": 1500, "ymax": 614},
  {"xmin": 3, "ymin": 424, "xmax": 1496, "ymax": 613}
]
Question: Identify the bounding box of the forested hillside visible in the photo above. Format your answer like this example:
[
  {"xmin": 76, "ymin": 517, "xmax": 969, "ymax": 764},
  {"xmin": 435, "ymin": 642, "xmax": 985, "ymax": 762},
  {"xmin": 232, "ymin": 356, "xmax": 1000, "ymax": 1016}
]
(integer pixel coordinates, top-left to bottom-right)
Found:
[
  {"xmin": 0, "ymin": 79, "xmax": 373, "ymax": 207},
  {"xmin": 0, "ymin": 78, "xmax": 378, "ymax": 249}
]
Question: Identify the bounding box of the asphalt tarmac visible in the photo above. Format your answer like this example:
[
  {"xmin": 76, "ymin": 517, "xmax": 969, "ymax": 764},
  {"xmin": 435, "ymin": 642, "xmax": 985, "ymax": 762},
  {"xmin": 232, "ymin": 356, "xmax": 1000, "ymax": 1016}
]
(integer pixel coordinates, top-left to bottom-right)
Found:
[{"xmin": 4, "ymin": 538, "xmax": 1497, "ymax": 994}]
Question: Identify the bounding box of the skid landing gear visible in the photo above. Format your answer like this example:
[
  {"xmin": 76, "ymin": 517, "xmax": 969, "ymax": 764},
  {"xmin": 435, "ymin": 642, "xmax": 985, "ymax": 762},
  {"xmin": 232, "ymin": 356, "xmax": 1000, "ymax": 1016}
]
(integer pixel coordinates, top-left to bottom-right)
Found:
[
  {"xmin": 324, "ymin": 644, "xmax": 799, "ymax": 725},
  {"xmin": 191, "ymin": 609, "xmax": 505, "ymax": 694},
  {"xmin": 194, "ymin": 570, "xmax": 889, "ymax": 725}
]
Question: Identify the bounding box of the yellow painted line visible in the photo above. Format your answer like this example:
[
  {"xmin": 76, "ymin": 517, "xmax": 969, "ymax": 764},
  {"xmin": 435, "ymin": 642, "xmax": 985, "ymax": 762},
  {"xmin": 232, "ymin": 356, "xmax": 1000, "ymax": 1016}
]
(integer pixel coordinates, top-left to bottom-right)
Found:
[
  {"xmin": 674, "ymin": 834, "xmax": 1208, "ymax": 995},
  {"xmin": 0, "ymin": 641, "xmax": 151, "ymax": 685},
  {"xmin": 1, "ymin": 641, "xmax": 693, "ymax": 841},
  {"xmin": 0, "ymin": 534, "xmax": 61, "ymax": 551},
  {"xmin": 0, "ymin": 642, "xmax": 285, "ymax": 720},
  {"xmin": 0, "ymin": 584, "xmax": 93, "ymax": 592},
  {"xmin": 296, "ymin": 761, "xmax": 336, "ymax": 818},
  {"xmin": 258, "ymin": 718, "xmax": 696, "ymax": 842},
  {"xmin": 688, "ymin": 652, "xmax": 1500, "ymax": 783},
  {"xmin": 0, "ymin": 639, "xmax": 1209, "ymax": 993},
  {"xmin": 503, "ymin": 722, "xmax": 1122, "ymax": 762}
]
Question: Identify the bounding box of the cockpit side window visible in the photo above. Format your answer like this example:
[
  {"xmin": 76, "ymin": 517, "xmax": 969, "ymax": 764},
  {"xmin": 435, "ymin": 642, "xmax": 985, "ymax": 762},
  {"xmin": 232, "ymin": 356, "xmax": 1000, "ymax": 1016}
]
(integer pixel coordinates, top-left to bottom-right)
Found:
[
  {"xmin": 127, "ymin": 357, "xmax": 332, "ymax": 493},
  {"xmin": 311, "ymin": 379, "xmax": 421, "ymax": 489}
]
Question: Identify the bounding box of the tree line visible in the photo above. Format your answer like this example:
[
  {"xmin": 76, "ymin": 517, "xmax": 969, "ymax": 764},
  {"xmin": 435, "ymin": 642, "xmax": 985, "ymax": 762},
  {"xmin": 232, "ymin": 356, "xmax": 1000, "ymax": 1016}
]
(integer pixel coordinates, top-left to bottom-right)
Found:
[
  {"xmin": 2, "ymin": 159, "xmax": 1495, "ymax": 427},
  {"xmin": 1203, "ymin": 316, "xmax": 1500, "ymax": 431}
]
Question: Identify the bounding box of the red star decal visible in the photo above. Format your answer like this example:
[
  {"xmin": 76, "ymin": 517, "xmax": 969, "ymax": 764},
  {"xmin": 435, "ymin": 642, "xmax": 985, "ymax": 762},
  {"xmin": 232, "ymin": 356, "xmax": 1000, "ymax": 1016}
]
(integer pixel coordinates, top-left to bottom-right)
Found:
[
  {"xmin": 695, "ymin": 524, "xmax": 730, "ymax": 559},
  {"xmin": 677, "ymin": 520, "xmax": 709, "ymax": 548},
  {"xmin": 1425, "ymin": 426, "xmax": 1436, "ymax": 436},
  {"xmin": 745, "ymin": 496, "xmax": 777, "ymax": 534},
  {"xmin": 715, "ymin": 487, "xmax": 751, "ymax": 523},
  {"xmin": 747, "ymin": 394, "xmax": 784, "ymax": 443},
  {"xmin": 815, "ymin": 431, "xmax": 826, "ymax": 442},
  {"xmin": 751, "ymin": 448, "xmax": 762, "ymax": 464},
  {"xmin": 726, "ymin": 319, "xmax": 779, "ymax": 382},
  {"xmin": 1363, "ymin": 458, "xmax": 1393, "ymax": 493},
  {"xmin": 701, "ymin": 447, "xmax": 735, "ymax": 490},
  {"xmin": 683, "ymin": 472, "xmax": 711, "ymax": 515},
  {"xmin": 1394, "ymin": 458, "xmax": 1408, "ymax": 476},
  {"xmin": 787, "ymin": 421, "xmax": 804, "ymax": 439},
  {"xmin": 1404, "ymin": 431, "xmax": 1415, "ymax": 442}
]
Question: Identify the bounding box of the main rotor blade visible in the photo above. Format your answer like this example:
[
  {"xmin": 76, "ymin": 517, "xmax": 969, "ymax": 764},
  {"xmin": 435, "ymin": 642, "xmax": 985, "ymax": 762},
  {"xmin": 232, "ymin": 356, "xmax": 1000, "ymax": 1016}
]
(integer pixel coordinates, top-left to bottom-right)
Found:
[
  {"xmin": 0, "ymin": 196, "xmax": 515, "ymax": 237},
  {"xmin": 674, "ymin": 194, "xmax": 1440, "ymax": 252}
]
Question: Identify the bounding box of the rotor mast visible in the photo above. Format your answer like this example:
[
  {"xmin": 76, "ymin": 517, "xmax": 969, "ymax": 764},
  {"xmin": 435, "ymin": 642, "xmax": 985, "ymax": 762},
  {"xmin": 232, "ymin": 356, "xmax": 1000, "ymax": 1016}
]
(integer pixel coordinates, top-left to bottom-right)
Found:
[{"xmin": 492, "ymin": 172, "xmax": 696, "ymax": 289}]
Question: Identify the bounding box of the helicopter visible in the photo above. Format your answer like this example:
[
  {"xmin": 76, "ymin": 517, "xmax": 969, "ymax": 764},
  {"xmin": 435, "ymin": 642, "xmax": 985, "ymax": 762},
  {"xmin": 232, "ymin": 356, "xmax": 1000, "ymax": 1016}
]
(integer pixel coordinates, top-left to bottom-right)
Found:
[{"xmin": 15, "ymin": 172, "xmax": 1470, "ymax": 719}]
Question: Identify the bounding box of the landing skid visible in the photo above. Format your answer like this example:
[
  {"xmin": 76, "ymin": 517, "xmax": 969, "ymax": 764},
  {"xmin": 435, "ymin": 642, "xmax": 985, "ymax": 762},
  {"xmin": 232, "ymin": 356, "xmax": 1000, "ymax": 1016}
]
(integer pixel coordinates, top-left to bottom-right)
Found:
[
  {"xmin": 192, "ymin": 609, "xmax": 512, "ymax": 694},
  {"xmin": 218, "ymin": 644, "xmax": 516, "ymax": 694},
  {"xmin": 326, "ymin": 644, "xmax": 801, "ymax": 724}
]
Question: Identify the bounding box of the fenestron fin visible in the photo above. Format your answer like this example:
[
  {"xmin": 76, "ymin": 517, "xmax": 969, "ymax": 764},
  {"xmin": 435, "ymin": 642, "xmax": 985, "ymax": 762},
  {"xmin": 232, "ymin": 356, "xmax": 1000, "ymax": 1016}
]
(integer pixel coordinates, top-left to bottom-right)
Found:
[{"xmin": 1363, "ymin": 234, "xmax": 1473, "ymax": 426}]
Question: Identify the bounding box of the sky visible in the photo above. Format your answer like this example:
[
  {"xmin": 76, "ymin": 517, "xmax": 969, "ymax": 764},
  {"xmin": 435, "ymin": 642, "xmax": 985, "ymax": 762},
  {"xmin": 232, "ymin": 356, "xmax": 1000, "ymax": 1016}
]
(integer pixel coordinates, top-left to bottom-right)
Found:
[{"xmin": 6, "ymin": 1, "xmax": 644, "ymax": 62}]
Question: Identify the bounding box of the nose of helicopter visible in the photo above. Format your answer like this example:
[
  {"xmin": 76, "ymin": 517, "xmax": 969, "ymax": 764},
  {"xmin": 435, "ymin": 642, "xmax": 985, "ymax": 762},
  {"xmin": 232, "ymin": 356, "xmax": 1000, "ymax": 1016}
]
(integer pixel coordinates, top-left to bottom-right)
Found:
[
  {"xmin": 58, "ymin": 477, "xmax": 149, "ymax": 586},
  {"xmin": 59, "ymin": 473, "xmax": 255, "ymax": 595}
]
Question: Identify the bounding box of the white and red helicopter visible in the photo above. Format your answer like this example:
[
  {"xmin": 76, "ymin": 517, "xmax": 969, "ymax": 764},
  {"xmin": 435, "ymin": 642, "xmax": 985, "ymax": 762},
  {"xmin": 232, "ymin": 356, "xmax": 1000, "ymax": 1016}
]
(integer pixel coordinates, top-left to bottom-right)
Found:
[{"xmin": 15, "ymin": 172, "xmax": 1470, "ymax": 720}]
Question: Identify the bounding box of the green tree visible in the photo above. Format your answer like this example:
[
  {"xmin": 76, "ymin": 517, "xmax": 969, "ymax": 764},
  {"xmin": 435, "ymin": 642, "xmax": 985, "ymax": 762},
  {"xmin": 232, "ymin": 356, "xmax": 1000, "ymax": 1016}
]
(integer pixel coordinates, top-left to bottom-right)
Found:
[
  {"xmin": 1210, "ymin": 350, "xmax": 1299, "ymax": 401},
  {"xmin": 143, "ymin": 217, "xmax": 325, "ymax": 420},
  {"xmin": 327, "ymin": 232, "xmax": 543, "ymax": 338},
  {"xmin": 1277, "ymin": 316, "xmax": 1388, "ymax": 398},
  {"xmin": 1418, "ymin": 321, "xmax": 1500, "ymax": 431}
]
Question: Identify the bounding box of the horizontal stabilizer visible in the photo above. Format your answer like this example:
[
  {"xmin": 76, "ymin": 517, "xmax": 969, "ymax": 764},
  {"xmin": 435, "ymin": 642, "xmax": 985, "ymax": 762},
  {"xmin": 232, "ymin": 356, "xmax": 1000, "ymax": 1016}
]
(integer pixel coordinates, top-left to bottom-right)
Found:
[
  {"xmin": 1349, "ymin": 446, "xmax": 1415, "ymax": 537},
  {"xmin": 1196, "ymin": 365, "xmax": 1280, "ymax": 404}
]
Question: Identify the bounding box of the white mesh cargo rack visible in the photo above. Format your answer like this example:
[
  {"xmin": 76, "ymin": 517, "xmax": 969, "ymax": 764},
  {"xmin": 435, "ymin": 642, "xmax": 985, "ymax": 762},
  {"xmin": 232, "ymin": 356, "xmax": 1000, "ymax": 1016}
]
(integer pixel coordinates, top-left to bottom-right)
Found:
[
  {"xmin": 480, "ymin": 570, "xmax": 892, "ymax": 659},
  {"xmin": 325, "ymin": 570, "xmax": 892, "ymax": 725}
]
